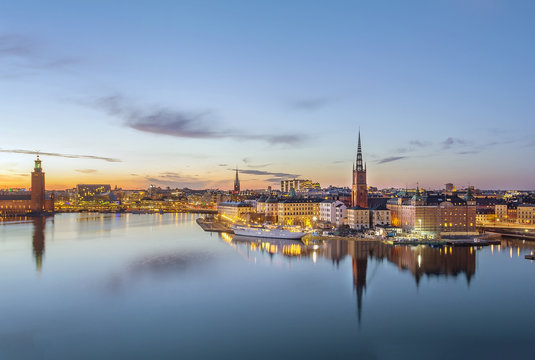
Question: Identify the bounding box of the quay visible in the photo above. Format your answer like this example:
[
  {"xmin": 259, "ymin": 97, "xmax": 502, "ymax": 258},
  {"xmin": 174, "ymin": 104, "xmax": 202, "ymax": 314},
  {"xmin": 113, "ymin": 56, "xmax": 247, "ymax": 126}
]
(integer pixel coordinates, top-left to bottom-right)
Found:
[{"xmin": 196, "ymin": 217, "xmax": 233, "ymax": 233}]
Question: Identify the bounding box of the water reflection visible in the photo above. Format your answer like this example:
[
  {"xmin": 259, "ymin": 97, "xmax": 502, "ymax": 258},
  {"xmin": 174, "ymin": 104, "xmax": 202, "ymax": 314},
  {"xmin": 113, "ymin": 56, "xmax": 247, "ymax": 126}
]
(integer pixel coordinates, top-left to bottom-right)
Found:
[
  {"xmin": 32, "ymin": 217, "xmax": 46, "ymax": 273},
  {"xmin": 225, "ymin": 235, "xmax": 481, "ymax": 323}
]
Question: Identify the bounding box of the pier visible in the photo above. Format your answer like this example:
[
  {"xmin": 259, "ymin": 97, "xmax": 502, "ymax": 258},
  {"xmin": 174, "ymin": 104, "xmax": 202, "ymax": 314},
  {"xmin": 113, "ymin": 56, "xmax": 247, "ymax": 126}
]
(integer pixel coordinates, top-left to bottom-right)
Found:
[{"xmin": 196, "ymin": 217, "xmax": 233, "ymax": 233}]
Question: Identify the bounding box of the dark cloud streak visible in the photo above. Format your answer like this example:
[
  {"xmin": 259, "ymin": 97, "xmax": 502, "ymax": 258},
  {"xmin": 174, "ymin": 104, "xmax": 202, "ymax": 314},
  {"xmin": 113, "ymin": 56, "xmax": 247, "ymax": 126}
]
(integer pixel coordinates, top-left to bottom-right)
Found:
[
  {"xmin": 235, "ymin": 169, "xmax": 299, "ymax": 178},
  {"xmin": 0, "ymin": 149, "xmax": 121, "ymax": 162},
  {"xmin": 377, "ymin": 156, "xmax": 407, "ymax": 164}
]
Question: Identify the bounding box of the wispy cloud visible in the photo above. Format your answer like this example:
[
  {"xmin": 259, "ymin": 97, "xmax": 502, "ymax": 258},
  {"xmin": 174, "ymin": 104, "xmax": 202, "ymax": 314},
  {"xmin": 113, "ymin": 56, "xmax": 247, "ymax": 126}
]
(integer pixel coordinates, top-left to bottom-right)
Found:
[
  {"xmin": 91, "ymin": 95, "xmax": 306, "ymax": 145},
  {"xmin": 409, "ymin": 140, "xmax": 431, "ymax": 147},
  {"xmin": 235, "ymin": 169, "xmax": 299, "ymax": 178},
  {"xmin": 377, "ymin": 156, "xmax": 407, "ymax": 164},
  {"xmin": 75, "ymin": 169, "xmax": 98, "ymax": 174},
  {"xmin": 442, "ymin": 137, "xmax": 468, "ymax": 149},
  {"xmin": 144, "ymin": 171, "xmax": 207, "ymax": 189},
  {"xmin": 0, "ymin": 149, "xmax": 121, "ymax": 162},
  {"xmin": 457, "ymin": 151, "xmax": 480, "ymax": 155},
  {"xmin": 0, "ymin": 33, "xmax": 79, "ymax": 76},
  {"xmin": 287, "ymin": 97, "xmax": 332, "ymax": 111},
  {"xmin": 241, "ymin": 157, "xmax": 271, "ymax": 168}
]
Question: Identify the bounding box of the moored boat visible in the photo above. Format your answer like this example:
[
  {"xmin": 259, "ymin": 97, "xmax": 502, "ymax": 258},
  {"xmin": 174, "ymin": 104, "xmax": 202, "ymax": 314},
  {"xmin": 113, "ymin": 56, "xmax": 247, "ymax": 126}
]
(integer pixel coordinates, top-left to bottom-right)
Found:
[{"xmin": 232, "ymin": 224, "xmax": 306, "ymax": 240}]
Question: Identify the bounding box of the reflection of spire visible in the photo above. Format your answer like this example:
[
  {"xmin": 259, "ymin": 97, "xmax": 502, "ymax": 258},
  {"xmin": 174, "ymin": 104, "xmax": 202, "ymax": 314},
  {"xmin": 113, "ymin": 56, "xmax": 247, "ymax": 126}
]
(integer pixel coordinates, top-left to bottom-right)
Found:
[
  {"xmin": 352, "ymin": 256, "xmax": 367, "ymax": 324},
  {"xmin": 32, "ymin": 217, "xmax": 46, "ymax": 273}
]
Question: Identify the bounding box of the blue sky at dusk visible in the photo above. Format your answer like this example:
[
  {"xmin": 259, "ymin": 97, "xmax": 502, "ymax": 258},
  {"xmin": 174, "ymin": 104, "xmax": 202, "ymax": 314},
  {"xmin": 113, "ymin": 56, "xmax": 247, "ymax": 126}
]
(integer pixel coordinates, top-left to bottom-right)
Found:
[{"xmin": 1, "ymin": 0, "xmax": 534, "ymax": 190}]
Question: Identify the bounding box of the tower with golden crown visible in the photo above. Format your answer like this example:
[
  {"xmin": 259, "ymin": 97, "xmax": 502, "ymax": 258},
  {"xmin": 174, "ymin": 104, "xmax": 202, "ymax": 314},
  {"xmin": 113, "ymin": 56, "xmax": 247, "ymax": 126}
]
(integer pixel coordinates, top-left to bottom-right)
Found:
[{"xmin": 30, "ymin": 156, "xmax": 46, "ymax": 213}]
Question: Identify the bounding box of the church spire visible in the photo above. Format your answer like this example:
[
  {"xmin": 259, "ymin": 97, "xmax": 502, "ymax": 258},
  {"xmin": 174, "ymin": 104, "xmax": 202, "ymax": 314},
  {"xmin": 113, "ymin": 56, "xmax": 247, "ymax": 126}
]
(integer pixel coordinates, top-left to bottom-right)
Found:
[
  {"xmin": 233, "ymin": 167, "xmax": 240, "ymax": 193},
  {"xmin": 356, "ymin": 129, "xmax": 364, "ymax": 172}
]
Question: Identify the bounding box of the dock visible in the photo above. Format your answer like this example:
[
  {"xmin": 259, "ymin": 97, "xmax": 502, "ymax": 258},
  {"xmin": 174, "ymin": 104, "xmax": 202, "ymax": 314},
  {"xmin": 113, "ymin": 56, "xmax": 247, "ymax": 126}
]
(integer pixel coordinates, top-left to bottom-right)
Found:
[{"xmin": 196, "ymin": 217, "xmax": 233, "ymax": 233}]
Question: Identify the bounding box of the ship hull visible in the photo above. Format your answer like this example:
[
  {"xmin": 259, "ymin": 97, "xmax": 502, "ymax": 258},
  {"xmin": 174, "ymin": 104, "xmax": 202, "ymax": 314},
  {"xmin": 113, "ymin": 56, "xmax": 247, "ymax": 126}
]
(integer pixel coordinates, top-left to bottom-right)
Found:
[{"xmin": 232, "ymin": 226, "xmax": 306, "ymax": 240}]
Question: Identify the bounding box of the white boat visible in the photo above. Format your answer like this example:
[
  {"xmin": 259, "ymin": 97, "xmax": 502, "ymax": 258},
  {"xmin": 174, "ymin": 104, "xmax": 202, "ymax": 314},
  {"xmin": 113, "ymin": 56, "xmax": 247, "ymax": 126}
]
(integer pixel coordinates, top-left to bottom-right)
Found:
[{"xmin": 232, "ymin": 224, "xmax": 307, "ymax": 240}]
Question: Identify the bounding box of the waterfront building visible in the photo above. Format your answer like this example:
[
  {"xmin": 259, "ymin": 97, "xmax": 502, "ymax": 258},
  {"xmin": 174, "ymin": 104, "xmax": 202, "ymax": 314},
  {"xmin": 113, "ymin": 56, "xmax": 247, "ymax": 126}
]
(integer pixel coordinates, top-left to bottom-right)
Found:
[
  {"xmin": 495, "ymin": 204, "xmax": 508, "ymax": 222},
  {"xmin": 371, "ymin": 206, "xmax": 391, "ymax": 227},
  {"xmin": 387, "ymin": 192, "xmax": 477, "ymax": 236},
  {"xmin": 277, "ymin": 198, "xmax": 321, "ymax": 227},
  {"xmin": 217, "ymin": 202, "xmax": 253, "ymax": 222},
  {"xmin": 347, "ymin": 206, "xmax": 370, "ymax": 230},
  {"xmin": 351, "ymin": 131, "xmax": 368, "ymax": 208},
  {"xmin": 517, "ymin": 204, "xmax": 535, "ymax": 224},
  {"xmin": 0, "ymin": 156, "xmax": 54, "ymax": 216},
  {"xmin": 319, "ymin": 200, "xmax": 347, "ymax": 227},
  {"xmin": 476, "ymin": 209, "xmax": 495, "ymax": 224},
  {"xmin": 507, "ymin": 204, "xmax": 518, "ymax": 222},
  {"xmin": 256, "ymin": 197, "xmax": 279, "ymax": 222}
]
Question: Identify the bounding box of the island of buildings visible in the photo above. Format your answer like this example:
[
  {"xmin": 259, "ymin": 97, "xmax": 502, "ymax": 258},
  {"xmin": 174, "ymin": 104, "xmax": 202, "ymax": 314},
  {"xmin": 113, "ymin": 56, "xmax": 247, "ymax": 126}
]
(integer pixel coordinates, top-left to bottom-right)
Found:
[{"xmin": 1, "ymin": 134, "xmax": 534, "ymax": 239}]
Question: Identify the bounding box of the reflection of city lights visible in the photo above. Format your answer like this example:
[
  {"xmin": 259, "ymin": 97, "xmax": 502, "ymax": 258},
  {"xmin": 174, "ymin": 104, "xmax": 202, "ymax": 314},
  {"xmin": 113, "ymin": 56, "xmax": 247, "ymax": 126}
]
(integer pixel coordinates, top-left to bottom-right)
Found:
[
  {"xmin": 312, "ymin": 251, "xmax": 317, "ymax": 263},
  {"xmin": 313, "ymin": 245, "xmax": 319, "ymax": 250},
  {"xmin": 491, "ymin": 245, "xmax": 494, "ymax": 254},
  {"xmin": 417, "ymin": 254, "xmax": 421, "ymax": 268},
  {"xmin": 510, "ymin": 247, "xmax": 513, "ymax": 259}
]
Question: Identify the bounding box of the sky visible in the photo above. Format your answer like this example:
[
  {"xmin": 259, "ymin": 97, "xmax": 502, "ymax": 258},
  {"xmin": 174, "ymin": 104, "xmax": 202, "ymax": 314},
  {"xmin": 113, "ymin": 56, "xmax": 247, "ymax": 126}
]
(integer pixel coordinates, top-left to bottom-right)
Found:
[{"xmin": 0, "ymin": 0, "xmax": 534, "ymax": 191}]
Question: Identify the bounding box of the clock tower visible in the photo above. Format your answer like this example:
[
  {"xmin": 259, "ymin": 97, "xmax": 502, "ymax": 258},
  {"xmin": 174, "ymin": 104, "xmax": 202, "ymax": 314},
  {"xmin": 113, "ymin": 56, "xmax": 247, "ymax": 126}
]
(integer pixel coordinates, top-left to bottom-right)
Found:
[{"xmin": 31, "ymin": 156, "xmax": 46, "ymax": 213}]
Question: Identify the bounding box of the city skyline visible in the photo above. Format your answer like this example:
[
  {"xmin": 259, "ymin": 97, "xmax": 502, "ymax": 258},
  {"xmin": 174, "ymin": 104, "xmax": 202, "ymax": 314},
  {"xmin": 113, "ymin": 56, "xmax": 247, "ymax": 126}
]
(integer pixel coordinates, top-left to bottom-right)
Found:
[{"xmin": 1, "ymin": 1, "xmax": 535, "ymax": 190}]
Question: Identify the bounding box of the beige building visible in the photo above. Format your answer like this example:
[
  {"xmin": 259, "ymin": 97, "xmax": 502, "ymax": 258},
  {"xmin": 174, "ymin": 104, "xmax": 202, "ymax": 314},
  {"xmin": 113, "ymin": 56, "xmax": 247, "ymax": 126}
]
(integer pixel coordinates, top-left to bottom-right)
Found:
[
  {"xmin": 495, "ymin": 204, "xmax": 508, "ymax": 222},
  {"xmin": 371, "ymin": 208, "xmax": 391, "ymax": 227},
  {"xmin": 347, "ymin": 207, "xmax": 370, "ymax": 230}
]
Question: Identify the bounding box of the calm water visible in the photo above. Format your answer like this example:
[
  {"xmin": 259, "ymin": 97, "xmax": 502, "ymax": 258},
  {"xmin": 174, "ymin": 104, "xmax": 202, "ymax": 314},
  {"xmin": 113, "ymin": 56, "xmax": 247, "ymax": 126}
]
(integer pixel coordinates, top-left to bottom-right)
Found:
[{"xmin": 0, "ymin": 213, "xmax": 534, "ymax": 360}]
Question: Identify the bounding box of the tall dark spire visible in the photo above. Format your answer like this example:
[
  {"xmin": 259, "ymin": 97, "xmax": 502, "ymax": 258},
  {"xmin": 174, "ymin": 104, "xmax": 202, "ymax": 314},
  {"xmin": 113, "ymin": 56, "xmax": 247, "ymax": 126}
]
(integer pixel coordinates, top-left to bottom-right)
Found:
[
  {"xmin": 356, "ymin": 130, "xmax": 364, "ymax": 172},
  {"xmin": 233, "ymin": 167, "xmax": 240, "ymax": 192}
]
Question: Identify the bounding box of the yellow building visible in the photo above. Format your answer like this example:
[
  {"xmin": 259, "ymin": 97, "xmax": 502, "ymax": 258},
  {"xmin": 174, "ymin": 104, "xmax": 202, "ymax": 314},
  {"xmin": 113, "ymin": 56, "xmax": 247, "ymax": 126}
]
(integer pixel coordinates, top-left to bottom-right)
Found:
[
  {"xmin": 217, "ymin": 202, "xmax": 254, "ymax": 223},
  {"xmin": 517, "ymin": 204, "xmax": 535, "ymax": 224},
  {"xmin": 277, "ymin": 198, "xmax": 321, "ymax": 227}
]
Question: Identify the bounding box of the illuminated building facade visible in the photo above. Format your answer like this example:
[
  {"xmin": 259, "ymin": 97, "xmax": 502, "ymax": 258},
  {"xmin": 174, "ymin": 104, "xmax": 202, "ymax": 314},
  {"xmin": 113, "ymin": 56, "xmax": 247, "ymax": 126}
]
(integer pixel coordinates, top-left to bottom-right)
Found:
[
  {"xmin": 280, "ymin": 179, "xmax": 320, "ymax": 193},
  {"xmin": 256, "ymin": 197, "xmax": 279, "ymax": 222},
  {"xmin": 217, "ymin": 202, "xmax": 253, "ymax": 222},
  {"xmin": 387, "ymin": 193, "xmax": 477, "ymax": 236},
  {"xmin": 76, "ymin": 184, "xmax": 111, "ymax": 201},
  {"xmin": 518, "ymin": 204, "xmax": 535, "ymax": 224},
  {"xmin": 277, "ymin": 198, "xmax": 321, "ymax": 227},
  {"xmin": 351, "ymin": 131, "xmax": 368, "ymax": 208}
]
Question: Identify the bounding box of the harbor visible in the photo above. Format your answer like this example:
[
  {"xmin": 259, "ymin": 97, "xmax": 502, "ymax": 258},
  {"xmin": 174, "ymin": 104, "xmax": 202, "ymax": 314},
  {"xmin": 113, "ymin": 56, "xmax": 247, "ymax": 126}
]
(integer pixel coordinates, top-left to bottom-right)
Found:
[{"xmin": 196, "ymin": 216, "xmax": 506, "ymax": 248}]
